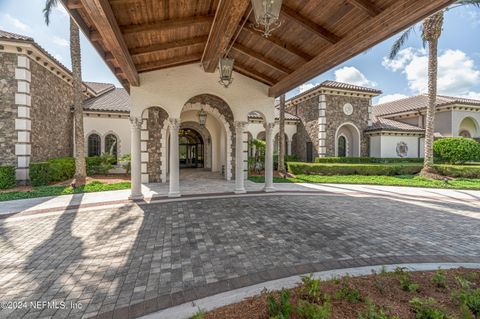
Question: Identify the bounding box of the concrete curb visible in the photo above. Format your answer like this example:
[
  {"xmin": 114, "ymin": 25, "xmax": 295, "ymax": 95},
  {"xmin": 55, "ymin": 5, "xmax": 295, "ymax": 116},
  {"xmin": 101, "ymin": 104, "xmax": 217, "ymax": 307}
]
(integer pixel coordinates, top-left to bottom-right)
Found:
[{"xmin": 139, "ymin": 262, "xmax": 480, "ymax": 319}]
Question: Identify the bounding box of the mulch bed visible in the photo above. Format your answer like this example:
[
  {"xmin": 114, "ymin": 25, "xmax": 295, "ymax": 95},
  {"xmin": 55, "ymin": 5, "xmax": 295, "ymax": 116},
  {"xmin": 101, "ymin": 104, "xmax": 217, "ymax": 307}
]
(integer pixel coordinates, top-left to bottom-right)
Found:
[{"xmin": 203, "ymin": 268, "xmax": 480, "ymax": 319}]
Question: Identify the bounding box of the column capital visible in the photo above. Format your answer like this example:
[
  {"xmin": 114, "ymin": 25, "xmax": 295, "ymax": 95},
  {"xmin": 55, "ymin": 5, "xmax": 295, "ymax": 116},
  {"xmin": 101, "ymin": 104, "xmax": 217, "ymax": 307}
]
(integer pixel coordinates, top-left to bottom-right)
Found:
[
  {"xmin": 264, "ymin": 122, "xmax": 276, "ymax": 131},
  {"xmin": 129, "ymin": 117, "xmax": 143, "ymax": 129},
  {"xmin": 168, "ymin": 118, "xmax": 181, "ymax": 131},
  {"xmin": 234, "ymin": 121, "xmax": 247, "ymax": 131}
]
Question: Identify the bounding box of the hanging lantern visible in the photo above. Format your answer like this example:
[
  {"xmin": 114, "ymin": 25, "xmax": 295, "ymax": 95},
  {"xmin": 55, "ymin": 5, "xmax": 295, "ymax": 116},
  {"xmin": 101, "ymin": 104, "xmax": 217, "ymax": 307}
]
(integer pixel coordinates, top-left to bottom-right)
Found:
[
  {"xmin": 251, "ymin": 0, "xmax": 283, "ymax": 38},
  {"xmin": 218, "ymin": 57, "xmax": 234, "ymax": 88},
  {"xmin": 198, "ymin": 108, "xmax": 207, "ymax": 126}
]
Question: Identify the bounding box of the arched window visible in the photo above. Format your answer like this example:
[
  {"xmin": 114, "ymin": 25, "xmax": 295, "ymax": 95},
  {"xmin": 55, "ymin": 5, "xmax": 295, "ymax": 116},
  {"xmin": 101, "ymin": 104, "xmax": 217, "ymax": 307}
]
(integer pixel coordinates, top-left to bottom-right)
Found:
[
  {"xmin": 105, "ymin": 134, "xmax": 118, "ymax": 163},
  {"xmin": 88, "ymin": 134, "xmax": 101, "ymax": 157},
  {"xmin": 338, "ymin": 136, "xmax": 347, "ymax": 157},
  {"xmin": 459, "ymin": 130, "xmax": 471, "ymax": 138}
]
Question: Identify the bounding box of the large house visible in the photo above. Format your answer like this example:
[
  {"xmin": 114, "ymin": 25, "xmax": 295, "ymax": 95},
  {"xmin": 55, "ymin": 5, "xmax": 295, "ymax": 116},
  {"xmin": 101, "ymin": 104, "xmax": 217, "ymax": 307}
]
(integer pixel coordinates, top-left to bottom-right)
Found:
[{"xmin": 2, "ymin": 25, "xmax": 479, "ymax": 193}]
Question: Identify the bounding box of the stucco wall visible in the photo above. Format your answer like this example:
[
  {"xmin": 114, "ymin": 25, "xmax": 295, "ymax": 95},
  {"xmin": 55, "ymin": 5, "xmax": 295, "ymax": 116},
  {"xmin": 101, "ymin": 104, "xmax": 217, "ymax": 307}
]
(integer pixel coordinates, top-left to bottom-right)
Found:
[
  {"xmin": 452, "ymin": 110, "xmax": 480, "ymax": 137},
  {"xmin": 29, "ymin": 59, "xmax": 73, "ymax": 162},
  {"xmin": 370, "ymin": 135, "xmax": 422, "ymax": 158},
  {"xmin": 0, "ymin": 52, "xmax": 17, "ymax": 165},
  {"xmin": 83, "ymin": 114, "xmax": 131, "ymax": 158},
  {"xmin": 433, "ymin": 110, "xmax": 452, "ymax": 137}
]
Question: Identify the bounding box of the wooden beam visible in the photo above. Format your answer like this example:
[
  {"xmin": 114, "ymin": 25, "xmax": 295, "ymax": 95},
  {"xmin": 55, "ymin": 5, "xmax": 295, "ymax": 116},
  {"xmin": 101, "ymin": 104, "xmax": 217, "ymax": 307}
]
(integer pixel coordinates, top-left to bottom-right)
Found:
[
  {"xmin": 130, "ymin": 36, "xmax": 208, "ymax": 58},
  {"xmin": 269, "ymin": 0, "xmax": 455, "ymax": 97},
  {"xmin": 234, "ymin": 64, "xmax": 276, "ymax": 86},
  {"xmin": 136, "ymin": 53, "xmax": 202, "ymax": 72},
  {"xmin": 89, "ymin": 30, "xmax": 101, "ymax": 42},
  {"xmin": 80, "ymin": 0, "xmax": 139, "ymax": 86},
  {"xmin": 347, "ymin": 0, "xmax": 382, "ymax": 17},
  {"xmin": 281, "ymin": 6, "xmax": 340, "ymax": 44},
  {"xmin": 242, "ymin": 25, "xmax": 313, "ymax": 62},
  {"xmin": 201, "ymin": 0, "xmax": 250, "ymax": 72},
  {"xmin": 231, "ymin": 44, "xmax": 292, "ymax": 75},
  {"xmin": 121, "ymin": 16, "xmax": 213, "ymax": 35},
  {"xmin": 104, "ymin": 51, "xmax": 115, "ymax": 61},
  {"xmin": 67, "ymin": 0, "xmax": 83, "ymax": 9}
]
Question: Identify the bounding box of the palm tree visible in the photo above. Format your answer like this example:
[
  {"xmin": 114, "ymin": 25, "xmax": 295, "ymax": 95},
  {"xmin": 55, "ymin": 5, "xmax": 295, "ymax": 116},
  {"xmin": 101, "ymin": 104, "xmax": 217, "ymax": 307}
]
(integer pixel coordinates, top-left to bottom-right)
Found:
[
  {"xmin": 389, "ymin": 1, "xmax": 480, "ymax": 176},
  {"xmin": 44, "ymin": 0, "xmax": 87, "ymax": 186}
]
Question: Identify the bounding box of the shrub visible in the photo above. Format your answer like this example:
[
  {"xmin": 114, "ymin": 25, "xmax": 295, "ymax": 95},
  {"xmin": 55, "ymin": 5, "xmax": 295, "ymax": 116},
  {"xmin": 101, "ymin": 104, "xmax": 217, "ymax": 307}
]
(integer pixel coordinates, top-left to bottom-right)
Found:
[
  {"xmin": 266, "ymin": 289, "xmax": 292, "ymax": 319},
  {"xmin": 300, "ymin": 274, "xmax": 322, "ymax": 302},
  {"xmin": 410, "ymin": 298, "xmax": 453, "ymax": 319},
  {"xmin": 359, "ymin": 301, "xmax": 399, "ymax": 319},
  {"xmin": 454, "ymin": 288, "xmax": 480, "ymax": 317},
  {"xmin": 274, "ymin": 154, "xmax": 299, "ymax": 170},
  {"xmin": 335, "ymin": 286, "xmax": 362, "ymax": 303},
  {"xmin": 0, "ymin": 166, "xmax": 16, "ymax": 189},
  {"xmin": 120, "ymin": 154, "xmax": 131, "ymax": 174},
  {"xmin": 433, "ymin": 164, "xmax": 480, "ymax": 178},
  {"xmin": 86, "ymin": 154, "xmax": 115, "ymax": 175},
  {"xmin": 432, "ymin": 269, "xmax": 447, "ymax": 289},
  {"xmin": 433, "ymin": 138, "xmax": 480, "ymax": 164},
  {"xmin": 297, "ymin": 299, "xmax": 331, "ymax": 319},
  {"xmin": 287, "ymin": 162, "xmax": 423, "ymax": 176},
  {"xmin": 395, "ymin": 267, "xmax": 420, "ymax": 293},
  {"xmin": 29, "ymin": 162, "xmax": 51, "ymax": 186},
  {"xmin": 47, "ymin": 157, "xmax": 75, "ymax": 182},
  {"xmin": 315, "ymin": 157, "xmax": 424, "ymax": 164}
]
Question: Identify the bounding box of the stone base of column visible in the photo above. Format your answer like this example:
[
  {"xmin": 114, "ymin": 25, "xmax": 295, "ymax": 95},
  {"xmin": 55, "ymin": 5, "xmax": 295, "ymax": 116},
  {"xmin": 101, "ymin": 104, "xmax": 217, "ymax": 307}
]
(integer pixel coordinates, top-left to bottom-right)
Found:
[
  {"xmin": 263, "ymin": 186, "xmax": 276, "ymax": 193},
  {"xmin": 128, "ymin": 193, "xmax": 144, "ymax": 201},
  {"xmin": 234, "ymin": 188, "xmax": 247, "ymax": 194},
  {"xmin": 168, "ymin": 191, "xmax": 181, "ymax": 198}
]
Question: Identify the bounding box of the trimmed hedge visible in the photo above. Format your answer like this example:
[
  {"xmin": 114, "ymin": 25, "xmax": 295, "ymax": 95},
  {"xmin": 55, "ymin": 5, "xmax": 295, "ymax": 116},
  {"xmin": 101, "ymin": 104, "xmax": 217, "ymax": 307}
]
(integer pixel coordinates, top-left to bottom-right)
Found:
[
  {"xmin": 433, "ymin": 137, "xmax": 480, "ymax": 164},
  {"xmin": 30, "ymin": 162, "xmax": 51, "ymax": 186},
  {"xmin": 0, "ymin": 166, "xmax": 16, "ymax": 189},
  {"xmin": 47, "ymin": 157, "xmax": 75, "ymax": 182},
  {"xmin": 433, "ymin": 164, "xmax": 480, "ymax": 178},
  {"xmin": 314, "ymin": 157, "xmax": 424, "ymax": 164},
  {"xmin": 288, "ymin": 162, "xmax": 423, "ymax": 176}
]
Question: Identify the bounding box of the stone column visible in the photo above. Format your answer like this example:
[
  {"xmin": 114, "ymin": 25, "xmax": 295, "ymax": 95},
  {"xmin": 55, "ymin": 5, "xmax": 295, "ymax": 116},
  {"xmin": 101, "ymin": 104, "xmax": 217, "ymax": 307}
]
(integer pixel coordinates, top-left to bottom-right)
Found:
[
  {"xmin": 129, "ymin": 117, "xmax": 143, "ymax": 200},
  {"xmin": 168, "ymin": 118, "xmax": 181, "ymax": 197},
  {"xmin": 264, "ymin": 122, "xmax": 275, "ymax": 192},
  {"xmin": 234, "ymin": 121, "xmax": 247, "ymax": 193},
  {"xmin": 287, "ymin": 139, "xmax": 292, "ymax": 156}
]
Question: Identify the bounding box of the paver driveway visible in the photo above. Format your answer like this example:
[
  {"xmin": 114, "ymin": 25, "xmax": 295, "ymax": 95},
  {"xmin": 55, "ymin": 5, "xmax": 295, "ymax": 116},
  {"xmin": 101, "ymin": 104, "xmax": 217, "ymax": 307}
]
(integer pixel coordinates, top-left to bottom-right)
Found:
[{"xmin": 0, "ymin": 193, "xmax": 479, "ymax": 319}]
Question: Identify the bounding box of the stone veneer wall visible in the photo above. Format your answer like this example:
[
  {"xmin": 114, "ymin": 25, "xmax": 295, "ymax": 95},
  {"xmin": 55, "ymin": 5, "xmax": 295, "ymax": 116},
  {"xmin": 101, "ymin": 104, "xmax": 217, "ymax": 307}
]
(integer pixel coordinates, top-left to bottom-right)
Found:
[
  {"xmin": 285, "ymin": 97, "xmax": 319, "ymax": 162},
  {"xmin": 186, "ymin": 94, "xmax": 236, "ymax": 179},
  {"xmin": 29, "ymin": 59, "xmax": 73, "ymax": 162},
  {"xmin": 143, "ymin": 107, "xmax": 168, "ymax": 183},
  {"xmin": 324, "ymin": 94, "xmax": 370, "ymax": 156},
  {"xmin": 0, "ymin": 52, "xmax": 17, "ymax": 166}
]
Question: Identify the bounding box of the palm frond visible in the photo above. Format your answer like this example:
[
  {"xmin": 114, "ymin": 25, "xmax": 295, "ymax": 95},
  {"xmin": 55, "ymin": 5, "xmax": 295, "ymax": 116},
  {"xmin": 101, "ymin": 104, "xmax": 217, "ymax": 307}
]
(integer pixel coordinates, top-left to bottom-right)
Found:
[
  {"xmin": 43, "ymin": 0, "xmax": 59, "ymax": 25},
  {"xmin": 448, "ymin": 0, "xmax": 480, "ymax": 10},
  {"xmin": 388, "ymin": 26, "xmax": 415, "ymax": 60}
]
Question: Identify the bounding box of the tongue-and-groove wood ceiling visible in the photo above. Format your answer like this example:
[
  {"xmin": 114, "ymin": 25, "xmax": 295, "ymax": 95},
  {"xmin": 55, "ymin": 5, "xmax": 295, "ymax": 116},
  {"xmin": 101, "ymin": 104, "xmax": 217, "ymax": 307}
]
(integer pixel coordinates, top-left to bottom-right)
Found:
[{"xmin": 63, "ymin": 0, "xmax": 454, "ymax": 97}]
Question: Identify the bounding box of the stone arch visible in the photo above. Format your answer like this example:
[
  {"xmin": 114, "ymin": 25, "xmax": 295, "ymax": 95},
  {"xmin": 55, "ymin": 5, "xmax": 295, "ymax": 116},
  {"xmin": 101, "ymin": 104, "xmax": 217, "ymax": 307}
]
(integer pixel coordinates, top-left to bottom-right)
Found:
[
  {"xmin": 458, "ymin": 117, "xmax": 479, "ymax": 138},
  {"xmin": 141, "ymin": 106, "xmax": 169, "ymax": 183},
  {"xmin": 335, "ymin": 122, "xmax": 361, "ymax": 157},
  {"xmin": 182, "ymin": 94, "xmax": 235, "ymax": 180},
  {"xmin": 180, "ymin": 121, "xmax": 213, "ymax": 169}
]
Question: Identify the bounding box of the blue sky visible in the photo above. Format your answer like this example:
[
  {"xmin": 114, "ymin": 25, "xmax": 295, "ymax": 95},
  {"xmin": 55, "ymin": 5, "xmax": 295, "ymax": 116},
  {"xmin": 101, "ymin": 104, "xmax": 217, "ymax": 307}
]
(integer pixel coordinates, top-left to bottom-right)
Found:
[{"xmin": 1, "ymin": 1, "xmax": 480, "ymax": 104}]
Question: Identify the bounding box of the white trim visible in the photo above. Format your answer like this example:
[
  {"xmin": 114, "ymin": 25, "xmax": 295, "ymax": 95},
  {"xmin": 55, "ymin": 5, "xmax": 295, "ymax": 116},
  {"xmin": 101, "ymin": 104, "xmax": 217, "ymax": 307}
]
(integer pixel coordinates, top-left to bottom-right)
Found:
[{"xmin": 335, "ymin": 122, "xmax": 361, "ymax": 157}]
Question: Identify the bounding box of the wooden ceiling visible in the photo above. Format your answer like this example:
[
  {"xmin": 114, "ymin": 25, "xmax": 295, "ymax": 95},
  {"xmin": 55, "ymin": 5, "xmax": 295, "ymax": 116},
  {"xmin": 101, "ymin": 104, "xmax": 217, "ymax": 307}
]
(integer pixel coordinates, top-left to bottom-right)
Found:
[{"xmin": 63, "ymin": 0, "xmax": 454, "ymax": 97}]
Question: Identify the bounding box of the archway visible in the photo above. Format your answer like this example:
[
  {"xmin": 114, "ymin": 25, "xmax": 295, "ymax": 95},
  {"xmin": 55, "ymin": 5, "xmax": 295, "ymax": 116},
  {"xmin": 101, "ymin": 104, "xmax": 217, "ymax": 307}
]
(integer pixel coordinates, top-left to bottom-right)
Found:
[
  {"xmin": 335, "ymin": 123, "xmax": 361, "ymax": 157},
  {"xmin": 458, "ymin": 117, "xmax": 479, "ymax": 138},
  {"xmin": 179, "ymin": 128, "xmax": 204, "ymax": 168}
]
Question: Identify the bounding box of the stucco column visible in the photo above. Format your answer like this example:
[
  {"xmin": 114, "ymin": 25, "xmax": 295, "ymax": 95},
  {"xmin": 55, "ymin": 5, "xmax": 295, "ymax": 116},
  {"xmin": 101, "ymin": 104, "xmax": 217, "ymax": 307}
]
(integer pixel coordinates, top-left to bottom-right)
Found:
[
  {"xmin": 129, "ymin": 117, "xmax": 143, "ymax": 200},
  {"xmin": 264, "ymin": 122, "xmax": 275, "ymax": 192},
  {"xmin": 168, "ymin": 118, "xmax": 181, "ymax": 197},
  {"xmin": 234, "ymin": 121, "xmax": 247, "ymax": 193}
]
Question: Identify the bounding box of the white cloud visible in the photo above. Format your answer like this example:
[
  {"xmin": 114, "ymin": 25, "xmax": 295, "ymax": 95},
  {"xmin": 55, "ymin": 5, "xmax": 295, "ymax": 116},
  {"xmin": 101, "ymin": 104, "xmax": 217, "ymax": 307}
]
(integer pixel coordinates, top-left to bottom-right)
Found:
[
  {"xmin": 377, "ymin": 94, "xmax": 409, "ymax": 104},
  {"xmin": 298, "ymin": 82, "xmax": 318, "ymax": 94},
  {"xmin": 334, "ymin": 66, "xmax": 376, "ymax": 87},
  {"xmin": 3, "ymin": 14, "xmax": 29, "ymax": 31},
  {"xmin": 53, "ymin": 36, "xmax": 69, "ymax": 47},
  {"xmin": 383, "ymin": 47, "xmax": 480, "ymax": 98}
]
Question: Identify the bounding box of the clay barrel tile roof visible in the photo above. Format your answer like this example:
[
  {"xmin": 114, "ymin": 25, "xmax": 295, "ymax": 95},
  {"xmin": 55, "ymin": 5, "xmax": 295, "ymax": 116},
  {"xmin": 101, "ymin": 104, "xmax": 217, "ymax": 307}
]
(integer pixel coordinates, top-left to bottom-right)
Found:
[{"xmin": 367, "ymin": 117, "xmax": 424, "ymax": 132}]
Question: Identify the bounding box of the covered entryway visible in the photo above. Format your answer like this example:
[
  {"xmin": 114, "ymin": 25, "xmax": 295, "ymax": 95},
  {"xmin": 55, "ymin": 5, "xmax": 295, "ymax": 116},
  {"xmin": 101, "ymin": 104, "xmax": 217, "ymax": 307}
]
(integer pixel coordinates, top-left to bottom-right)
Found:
[{"xmin": 179, "ymin": 128, "xmax": 204, "ymax": 169}]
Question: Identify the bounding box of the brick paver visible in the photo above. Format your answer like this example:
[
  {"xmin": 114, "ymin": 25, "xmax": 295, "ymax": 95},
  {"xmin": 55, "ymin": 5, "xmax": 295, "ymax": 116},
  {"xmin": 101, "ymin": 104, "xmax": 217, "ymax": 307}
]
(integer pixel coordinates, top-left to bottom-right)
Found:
[{"xmin": 0, "ymin": 194, "xmax": 479, "ymax": 319}]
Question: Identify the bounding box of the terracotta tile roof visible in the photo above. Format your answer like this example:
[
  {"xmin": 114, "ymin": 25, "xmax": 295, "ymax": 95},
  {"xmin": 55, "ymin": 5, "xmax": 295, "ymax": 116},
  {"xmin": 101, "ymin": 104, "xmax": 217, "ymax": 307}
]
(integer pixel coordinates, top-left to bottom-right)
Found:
[
  {"xmin": 319, "ymin": 80, "xmax": 382, "ymax": 94},
  {"xmin": 84, "ymin": 82, "xmax": 115, "ymax": 95},
  {"xmin": 83, "ymin": 88, "xmax": 131, "ymax": 113},
  {"xmin": 0, "ymin": 30, "xmax": 33, "ymax": 41},
  {"xmin": 367, "ymin": 117, "xmax": 424, "ymax": 132},
  {"xmin": 373, "ymin": 94, "xmax": 480, "ymax": 117},
  {"xmin": 248, "ymin": 108, "xmax": 299, "ymax": 121}
]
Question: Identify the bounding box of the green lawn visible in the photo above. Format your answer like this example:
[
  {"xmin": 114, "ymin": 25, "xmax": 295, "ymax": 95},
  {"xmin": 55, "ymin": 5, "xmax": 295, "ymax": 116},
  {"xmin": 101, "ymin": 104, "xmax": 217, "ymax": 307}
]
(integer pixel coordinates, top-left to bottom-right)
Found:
[
  {"xmin": 0, "ymin": 181, "xmax": 131, "ymax": 202},
  {"xmin": 248, "ymin": 174, "xmax": 480, "ymax": 190}
]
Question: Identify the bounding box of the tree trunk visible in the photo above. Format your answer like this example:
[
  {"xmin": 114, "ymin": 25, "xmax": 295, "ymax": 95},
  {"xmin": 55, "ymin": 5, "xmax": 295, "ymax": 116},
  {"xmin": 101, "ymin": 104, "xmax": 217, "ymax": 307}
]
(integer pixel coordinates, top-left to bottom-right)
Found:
[
  {"xmin": 420, "ymin": 11, "xmax": 443, "ymax": 176},
  {"xmin": 278, "ymin": 94, "xmax": 286, "ymax": 174},
  {"xmin": 70, "ymin": 18, "xmax": 87, "ymax": 185}
]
